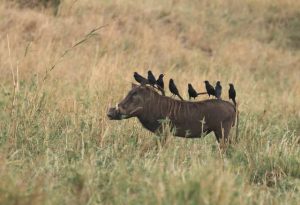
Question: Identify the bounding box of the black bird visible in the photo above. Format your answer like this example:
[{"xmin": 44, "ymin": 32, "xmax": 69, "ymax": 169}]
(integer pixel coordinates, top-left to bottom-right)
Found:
[
  {"xmin": 228, "ymin": 83, "xmax": 236, "ymax": 106},
  {"xmin": 204, "ymin": 80, "xmax": 215, "ymax": 98},
  {"xmin": 156, "ymin": 74, "xmax": 165, "ymax": 90},
  {"xmin": 188, "ymin": 83, "xmax": 198, "ymax": 100},
  {"xmin": 169, "ymin": 79, "xmax": 184, "ymax": 101},
  {"xmin": 147, "ymin": 70, "xmax": 157, "ymax": 87},
  {"xmin": 134, "ymin": 72, "xmax": 148, "ymax": 85},
  {"xmin": 215, "ymin": 81, "xmax": 222, "ymax": 99},
  {"xmin": 156, "ymin": 73, "xmax": 165, "ymax": 96}
]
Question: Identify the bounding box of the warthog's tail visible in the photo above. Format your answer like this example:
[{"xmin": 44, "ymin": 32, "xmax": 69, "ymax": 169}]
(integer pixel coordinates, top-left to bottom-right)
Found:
[{"xmin": 235, "ymin": 103, "xmax": 239, "ymax": 142}]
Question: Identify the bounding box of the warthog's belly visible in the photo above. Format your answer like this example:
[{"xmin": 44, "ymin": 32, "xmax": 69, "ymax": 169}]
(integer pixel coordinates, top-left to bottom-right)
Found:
[{"xmin": 168, "ymin": 122, "xmax": 211, "ymax": 138}]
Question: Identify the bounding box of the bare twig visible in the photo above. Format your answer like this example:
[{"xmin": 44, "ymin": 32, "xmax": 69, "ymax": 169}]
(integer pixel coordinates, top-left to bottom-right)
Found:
[{"xmin": 43, "ymin": 24, "xmax": 108, "ymax": 81}]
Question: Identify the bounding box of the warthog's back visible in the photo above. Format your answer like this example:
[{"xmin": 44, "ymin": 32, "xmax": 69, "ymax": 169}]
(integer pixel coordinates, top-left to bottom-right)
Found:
[{"xmin": 162, "ymin": 99, "xmax": 236, "ymax": 138}]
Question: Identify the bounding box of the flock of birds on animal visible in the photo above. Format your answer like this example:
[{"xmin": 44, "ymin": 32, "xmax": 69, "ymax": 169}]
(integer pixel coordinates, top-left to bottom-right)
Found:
[{"xmin": 134, "ymin": 71, "xmax": 237, "ymax": 106}]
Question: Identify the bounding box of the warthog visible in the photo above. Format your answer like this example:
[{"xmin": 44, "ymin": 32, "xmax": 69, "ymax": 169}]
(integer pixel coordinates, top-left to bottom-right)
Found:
[{"xmin": 107, "ymin": 84, "xmax": 237, "ymax": 142}]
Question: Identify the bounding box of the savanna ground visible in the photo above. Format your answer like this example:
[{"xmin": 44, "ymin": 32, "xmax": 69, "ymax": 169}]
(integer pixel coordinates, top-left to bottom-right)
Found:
[{"xmin": 0, "ymin": 0, "xmax": 300, "ymax": 204}]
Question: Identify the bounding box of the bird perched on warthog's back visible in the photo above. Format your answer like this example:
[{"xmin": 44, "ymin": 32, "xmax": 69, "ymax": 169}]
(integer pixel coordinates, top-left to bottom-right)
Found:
[
  {"xmin": 204, "ymin": 80, "xmax": 215, "ymax": 98},
  {"xmin": 156, "ymin": 74, "xmax": 164, "ymax": 90},
  {"xmin": 156, "ymin": 73, "xmax": 166, "ymax": 96},
  {"xmin": 147, "ymin": 70, "xmax": 157, "ymax": 87},
  {"xmin": 229, "ymin": 83, "xmax": 236, "ymax": 106},
  {"xmin": 188, "ymin": 83, "xmax": 198, "ymax": 100},
  {"xmin": 134, "ymin": 72, "xmax": 148, "ymax": 85},
  {"xmin": 215, "ymin": 81, "xmax": 222, "ymax": 99},
  {"xmin": 169, "ymin": 79, "xmax": 184, "ymax": 101}
]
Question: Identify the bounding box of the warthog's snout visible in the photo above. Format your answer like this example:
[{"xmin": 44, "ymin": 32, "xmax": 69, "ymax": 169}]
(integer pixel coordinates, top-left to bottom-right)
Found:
[{"xmin": 107, "ymin": 107, "xmax": 122, "ymax": 120}]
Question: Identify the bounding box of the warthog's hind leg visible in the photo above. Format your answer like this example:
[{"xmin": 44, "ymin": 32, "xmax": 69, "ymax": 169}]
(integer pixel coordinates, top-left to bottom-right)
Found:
[{"xmin": 213, "ymin": 120, "xmax": 232, "ymax": 144}]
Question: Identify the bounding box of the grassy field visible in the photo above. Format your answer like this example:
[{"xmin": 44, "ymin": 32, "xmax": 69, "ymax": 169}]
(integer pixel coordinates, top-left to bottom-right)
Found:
[{"xmin": 0, "ymin": 0, "xmax": 300, "ymax": 204}]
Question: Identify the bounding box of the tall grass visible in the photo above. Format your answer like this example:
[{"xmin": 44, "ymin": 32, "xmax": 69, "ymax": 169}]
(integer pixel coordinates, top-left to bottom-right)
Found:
[{"xmin": 0, "ymin": 0, "xmax": 299, "ymax": 204}]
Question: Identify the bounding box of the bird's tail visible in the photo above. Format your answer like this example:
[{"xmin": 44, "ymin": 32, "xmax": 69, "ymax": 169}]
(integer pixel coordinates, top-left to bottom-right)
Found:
[
  {"xmin": 197, "ymin": 92, "xmax": 207, "ymax": 95},
  {"xmin": 159, "ymin": 88, "xmax": 165, "ymax": 96},
  {"xmin": 156, "ymin": 85, "xmax": 165, "ymax": 96},
  {"xmin": 233, "ymin": 99, "xmax": 236, "ymax": 106},
  {"xmin": 177, "ymin": 94, "xmax": 184, "ymax": 101}
]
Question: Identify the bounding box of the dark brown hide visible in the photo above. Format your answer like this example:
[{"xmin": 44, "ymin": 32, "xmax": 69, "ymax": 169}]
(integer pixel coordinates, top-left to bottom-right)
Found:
[{"xmin": 107, "ymin": 84, "xmax": 236, "ymax": 142}]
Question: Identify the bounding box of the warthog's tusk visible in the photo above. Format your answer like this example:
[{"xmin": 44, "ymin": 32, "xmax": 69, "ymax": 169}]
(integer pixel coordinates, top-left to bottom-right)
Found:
[
  {"xmin": 116, "ymin": 103, "xmax": 119, "ymax": 110},
  {"xmin": 129, "ymin": 107, "xmax": 143, "ymax": 115}
]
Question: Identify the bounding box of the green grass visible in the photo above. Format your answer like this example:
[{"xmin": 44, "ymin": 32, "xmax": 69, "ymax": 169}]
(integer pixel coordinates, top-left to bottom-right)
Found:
[
  {"xmin": 0, "ymin": 87, "xmax": 299, "ymax": 204},
  {"xmin": 0, "ymin": 0, "xmax": 300, "ymax": 204}
]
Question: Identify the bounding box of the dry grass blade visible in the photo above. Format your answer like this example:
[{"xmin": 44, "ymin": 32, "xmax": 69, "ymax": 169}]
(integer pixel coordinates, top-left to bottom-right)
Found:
[{"xmin": 43, "ymin": 24, "xmax": 108, "ymax": 81}]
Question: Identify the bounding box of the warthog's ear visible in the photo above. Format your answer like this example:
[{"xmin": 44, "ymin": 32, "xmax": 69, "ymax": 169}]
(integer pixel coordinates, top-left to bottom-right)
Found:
[{"xmin": 131, "ymin": 83, "xmax": 138, "ymax": 88}]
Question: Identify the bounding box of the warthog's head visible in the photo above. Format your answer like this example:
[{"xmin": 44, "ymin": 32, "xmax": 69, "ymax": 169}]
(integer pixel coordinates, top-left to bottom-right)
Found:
[{"xmin": 107, "ymin": 84, "xmax": 151, "ymax": 120}]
